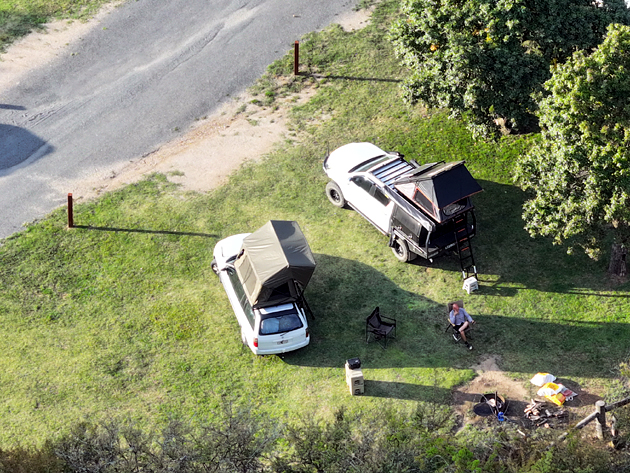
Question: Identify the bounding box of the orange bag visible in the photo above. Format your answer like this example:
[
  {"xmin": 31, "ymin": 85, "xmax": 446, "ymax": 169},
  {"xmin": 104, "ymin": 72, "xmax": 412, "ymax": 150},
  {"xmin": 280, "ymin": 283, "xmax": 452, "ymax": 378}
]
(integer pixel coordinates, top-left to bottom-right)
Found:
[
  {"xmin": 537, "ymin": 382, "xmax": 566, "ymax": 405},
  {"xmin": 545, "ymin": 391, "xmax": 566, "ymax": 406}
]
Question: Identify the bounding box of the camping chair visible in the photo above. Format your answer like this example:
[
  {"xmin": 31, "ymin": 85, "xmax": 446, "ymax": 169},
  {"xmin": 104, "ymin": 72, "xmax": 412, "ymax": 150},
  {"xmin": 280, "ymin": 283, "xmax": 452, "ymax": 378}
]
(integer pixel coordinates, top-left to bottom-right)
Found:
[
  {"xmin": 366, "ymin": 307, "xmax": 397, "ymax": 348},
  {"xmin": 446, "ymin": 300, "xmax": 472, "ymax": 343}
]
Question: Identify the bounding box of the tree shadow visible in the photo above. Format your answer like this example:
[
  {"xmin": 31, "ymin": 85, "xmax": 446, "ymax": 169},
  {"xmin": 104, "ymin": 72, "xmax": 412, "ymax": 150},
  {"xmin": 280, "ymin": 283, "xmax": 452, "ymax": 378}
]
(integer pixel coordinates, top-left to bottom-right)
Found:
[
  {"xmin": 359, "ymin": 379, "xmax": 536, "ymax": 417},
  {"xmin": 282, "ymin": 254, "xmax": 629, "ymax": 382},
  {"xmin": 362, "ymin": 380, "xmax": 457, "ymax": 403},
  {"xmin": 0, "ymin": 124, "xmax": 53, "ymax": 170},
  {"xmin": 418, "ymin": 179, "xmax": 628, "ymax": 295}
]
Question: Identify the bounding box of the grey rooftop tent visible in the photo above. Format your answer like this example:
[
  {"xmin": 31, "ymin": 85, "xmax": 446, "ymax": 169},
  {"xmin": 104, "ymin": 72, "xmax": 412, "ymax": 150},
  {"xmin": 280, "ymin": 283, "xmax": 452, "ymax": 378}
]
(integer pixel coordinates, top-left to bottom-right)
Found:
[
  {"xmin": 234, "ymin": 220, "xmax": 316, "ymax": 308},
  {"xmin": 394, "ymin": 161, "xmax": 483, "ymax": 223}
]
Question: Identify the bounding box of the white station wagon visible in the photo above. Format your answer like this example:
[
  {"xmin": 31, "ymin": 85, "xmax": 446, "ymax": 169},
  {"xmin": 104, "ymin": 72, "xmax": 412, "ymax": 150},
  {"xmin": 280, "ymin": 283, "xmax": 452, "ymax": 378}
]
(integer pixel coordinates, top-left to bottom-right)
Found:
[{"xmin": 212, "ymin": 220, "xmax": 315, "ymax": 355}]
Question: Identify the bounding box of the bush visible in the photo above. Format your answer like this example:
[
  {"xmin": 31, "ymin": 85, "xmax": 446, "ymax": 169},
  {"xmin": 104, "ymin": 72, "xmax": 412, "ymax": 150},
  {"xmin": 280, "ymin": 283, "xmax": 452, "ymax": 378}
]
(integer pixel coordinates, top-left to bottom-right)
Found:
[{"xmin": 2, "ymin": 405, "xmax": 630, "ymax": 472}]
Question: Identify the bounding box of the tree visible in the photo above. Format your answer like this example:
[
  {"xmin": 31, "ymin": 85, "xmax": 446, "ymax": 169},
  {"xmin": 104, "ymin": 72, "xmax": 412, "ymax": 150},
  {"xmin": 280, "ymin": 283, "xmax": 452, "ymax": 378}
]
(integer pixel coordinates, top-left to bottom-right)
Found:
[
  {"xmin": 515, "ymin": 24, "xmax": 630, "ymax": 276},
  {"xmin": 389, "ymin": 0, "xmax": 630, "ymax": 138}
]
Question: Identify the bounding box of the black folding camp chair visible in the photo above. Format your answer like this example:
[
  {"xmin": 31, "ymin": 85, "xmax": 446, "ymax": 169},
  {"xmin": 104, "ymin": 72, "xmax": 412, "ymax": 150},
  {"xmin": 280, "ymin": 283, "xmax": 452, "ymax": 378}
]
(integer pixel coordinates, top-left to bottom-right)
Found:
[{"xmin": 366, "ymin": 307, "xmax": 397, "ymax": 348}]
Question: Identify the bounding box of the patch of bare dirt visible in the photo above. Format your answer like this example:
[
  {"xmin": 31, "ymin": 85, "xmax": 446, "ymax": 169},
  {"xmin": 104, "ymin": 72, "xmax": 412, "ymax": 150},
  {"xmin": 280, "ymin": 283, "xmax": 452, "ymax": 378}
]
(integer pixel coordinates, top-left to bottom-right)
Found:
[
  {"xmin": 452, "ymin": 354, "xmax": 604, "ymax": 433},
  {"xmin": 67, "ymin": 87, "xmax": 317, "ymax": 201},
  {"xmin": 335, "ymin": 7, "xmax": 373, "ymax": 32},
  {"xmin": 453, "ymin": 355, "xmax": 531, "ymax": 423}
]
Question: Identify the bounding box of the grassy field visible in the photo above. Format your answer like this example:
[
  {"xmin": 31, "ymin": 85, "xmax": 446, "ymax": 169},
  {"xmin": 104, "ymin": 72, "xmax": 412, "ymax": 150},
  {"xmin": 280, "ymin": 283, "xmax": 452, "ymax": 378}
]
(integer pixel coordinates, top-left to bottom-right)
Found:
[
  {"xmin": 1, "ymin": 0, "xmax": 629, "ymax": 448},
  {"xmin": 0, "ymin": 0, "xmax": 113, "ymax": 51}
]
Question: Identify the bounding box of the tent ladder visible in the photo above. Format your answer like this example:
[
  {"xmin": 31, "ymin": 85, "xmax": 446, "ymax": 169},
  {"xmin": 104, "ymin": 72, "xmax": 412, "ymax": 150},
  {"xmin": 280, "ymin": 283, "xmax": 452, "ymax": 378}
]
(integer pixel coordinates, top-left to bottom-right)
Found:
[
  {"xmin": 296, "ymin": 283, "xmax": 315, "ymax": 320},
  {"xmin": 453, "ymin": 212, "xmax": 477, "ymax": 280}
]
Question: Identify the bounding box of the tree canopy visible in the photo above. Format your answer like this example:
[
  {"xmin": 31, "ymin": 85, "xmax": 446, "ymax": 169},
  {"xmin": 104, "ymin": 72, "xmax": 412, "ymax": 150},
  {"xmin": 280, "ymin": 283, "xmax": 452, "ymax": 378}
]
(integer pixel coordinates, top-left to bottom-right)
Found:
[
  {"xmin": 515, "ymin": 23, "xmax": 630, "ymax": 267},
  {"xmin": 389, "ymin": 0, "xmax": 630, "ymax": 137}
]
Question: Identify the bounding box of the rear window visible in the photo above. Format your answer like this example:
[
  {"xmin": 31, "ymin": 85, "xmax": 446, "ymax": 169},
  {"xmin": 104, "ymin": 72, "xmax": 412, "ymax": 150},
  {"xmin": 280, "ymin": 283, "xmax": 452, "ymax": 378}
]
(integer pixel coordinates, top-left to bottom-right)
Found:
[{"xmin": 259, "ymin": 309, "xmax": 303, "ymax": 335}]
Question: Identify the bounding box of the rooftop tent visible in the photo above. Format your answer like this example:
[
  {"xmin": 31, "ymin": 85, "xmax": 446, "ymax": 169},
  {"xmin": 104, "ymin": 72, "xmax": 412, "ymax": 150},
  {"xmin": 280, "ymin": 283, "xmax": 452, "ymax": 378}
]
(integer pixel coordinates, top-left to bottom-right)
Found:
[
  {"xmin": 394, "ymin": 161, "xmax": 483, "ymax": 222},
  {"xmin": 234, "ymin": 220, "xmax": 316, "ymax": 308}
]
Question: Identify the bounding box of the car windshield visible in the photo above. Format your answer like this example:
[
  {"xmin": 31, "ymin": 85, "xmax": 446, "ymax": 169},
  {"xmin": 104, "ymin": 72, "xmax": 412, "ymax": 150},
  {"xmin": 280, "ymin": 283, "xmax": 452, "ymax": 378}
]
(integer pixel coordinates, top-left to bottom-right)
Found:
[
  {"xmin": 348, "ymin": 155, "xmax": 389, "ymax": 173},
  {"xmin": 259, "ymin": 309, "xmax": 303, "ymax": 335}
]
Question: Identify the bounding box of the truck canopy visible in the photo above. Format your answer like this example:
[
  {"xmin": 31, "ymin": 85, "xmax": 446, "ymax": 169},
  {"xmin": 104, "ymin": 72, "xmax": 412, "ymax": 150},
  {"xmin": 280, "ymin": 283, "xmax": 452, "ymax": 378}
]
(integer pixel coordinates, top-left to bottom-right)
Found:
[
  {"xmin": 394, "ymin": 161, "xmax": 482, "ymax": 223},
  {"xmin": 234, "ymin": 220, "xmax": 316, "ymax": 309}
]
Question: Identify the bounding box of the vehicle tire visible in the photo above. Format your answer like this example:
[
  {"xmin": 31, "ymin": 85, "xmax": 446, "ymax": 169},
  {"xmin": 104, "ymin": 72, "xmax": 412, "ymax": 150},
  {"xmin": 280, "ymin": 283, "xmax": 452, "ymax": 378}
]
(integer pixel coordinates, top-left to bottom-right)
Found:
[
  {"xmin": 391, "ymin": 238, "xmax": 416, "ymax": 262},
  {"xmin": 325, "ymin": 181, "xmax": 346, "ymax": 208},
  {"xmin": 211, "ymin": 258, "xmax": 219, "ymax": 275}
]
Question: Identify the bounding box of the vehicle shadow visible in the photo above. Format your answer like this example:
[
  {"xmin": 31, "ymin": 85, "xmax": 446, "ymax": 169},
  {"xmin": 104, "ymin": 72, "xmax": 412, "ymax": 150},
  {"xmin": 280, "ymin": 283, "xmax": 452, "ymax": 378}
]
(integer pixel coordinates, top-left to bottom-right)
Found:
[
  {"xmin": 282, "ymin": 254, "xmax": 630, "ymax": 382},
  {"xmin": 0, "ymin": 124, "xmax": 54, "ymax": 170}
]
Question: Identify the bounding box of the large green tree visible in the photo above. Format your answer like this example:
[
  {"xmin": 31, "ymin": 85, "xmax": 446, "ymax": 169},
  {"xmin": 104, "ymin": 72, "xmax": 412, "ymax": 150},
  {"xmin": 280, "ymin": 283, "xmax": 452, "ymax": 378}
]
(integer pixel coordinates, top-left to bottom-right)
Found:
[
  {"xmin": 515, "ymin": 23, "xmax": 630, "ymax": 276},
  {"xmin": 389, "ymin": 0, "xmax": 630, "ymax": 138}
]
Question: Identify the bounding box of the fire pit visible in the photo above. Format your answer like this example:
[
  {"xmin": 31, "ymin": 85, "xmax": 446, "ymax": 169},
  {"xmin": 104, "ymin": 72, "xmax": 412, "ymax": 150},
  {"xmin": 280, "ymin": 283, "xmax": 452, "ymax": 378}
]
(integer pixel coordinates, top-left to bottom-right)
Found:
[{"xmin": 473, "ymin": 392, "xmax": 507, "ymax": 417}]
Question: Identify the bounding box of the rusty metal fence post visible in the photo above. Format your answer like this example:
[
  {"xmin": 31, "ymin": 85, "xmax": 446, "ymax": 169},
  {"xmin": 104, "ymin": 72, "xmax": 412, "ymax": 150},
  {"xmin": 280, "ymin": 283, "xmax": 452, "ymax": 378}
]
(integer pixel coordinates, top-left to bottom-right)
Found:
[
  {"xmin": 67, "ymin": 193, "xmax": 74, "ymax": 228},
  {"xmin": 294, "ymin": 41, "xmax": 299, "ymax": 75}
]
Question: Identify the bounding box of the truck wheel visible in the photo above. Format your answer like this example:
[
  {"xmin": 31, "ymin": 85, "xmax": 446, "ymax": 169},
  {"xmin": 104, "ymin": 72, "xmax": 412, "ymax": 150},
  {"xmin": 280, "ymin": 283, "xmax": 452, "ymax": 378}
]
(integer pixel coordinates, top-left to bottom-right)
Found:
[
  {"xmin": 326, "ymin": 181, "xmax": 346, "ymax": 208},
  {"xmin": 391, "ymin": 238, "xmax": 416, "ymax": 262},
  {"xmin": 211, "ymin": 258, "xmax": 219, "ymax": 275}
]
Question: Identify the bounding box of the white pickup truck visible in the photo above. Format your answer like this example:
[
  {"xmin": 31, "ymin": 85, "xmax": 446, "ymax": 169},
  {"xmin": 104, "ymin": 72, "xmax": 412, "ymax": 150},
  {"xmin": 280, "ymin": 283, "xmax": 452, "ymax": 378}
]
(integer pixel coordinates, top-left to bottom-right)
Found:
[{"xmin": 323, "ymin": 142, "xmax": 482, "ymax": 275}]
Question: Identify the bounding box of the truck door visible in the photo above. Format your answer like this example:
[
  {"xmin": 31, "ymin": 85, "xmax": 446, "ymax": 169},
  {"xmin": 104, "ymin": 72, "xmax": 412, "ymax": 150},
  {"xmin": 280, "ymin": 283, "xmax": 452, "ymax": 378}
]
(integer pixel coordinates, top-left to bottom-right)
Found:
[{"xmin": 345, "ymin": 175, "xmax": 393, "ymax": 234}]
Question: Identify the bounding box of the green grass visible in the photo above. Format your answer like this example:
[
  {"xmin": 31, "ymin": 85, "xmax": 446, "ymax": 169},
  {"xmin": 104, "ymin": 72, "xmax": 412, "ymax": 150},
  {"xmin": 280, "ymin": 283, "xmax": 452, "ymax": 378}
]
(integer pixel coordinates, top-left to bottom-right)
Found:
[
  {"xmin": 0, "ymin": 0, "xmax": 114, "ymax": 51},
  {"xmin": 1, "ymin": 0, "xmax": 630, "ymax": 447}
]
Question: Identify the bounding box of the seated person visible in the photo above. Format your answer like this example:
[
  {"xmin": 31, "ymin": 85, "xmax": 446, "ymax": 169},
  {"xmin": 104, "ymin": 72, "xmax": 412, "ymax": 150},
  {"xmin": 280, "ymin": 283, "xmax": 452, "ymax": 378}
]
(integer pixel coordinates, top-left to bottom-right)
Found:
[{"xmin": 449, "ymin": 302, "xmax": 474, "ymax": 350}]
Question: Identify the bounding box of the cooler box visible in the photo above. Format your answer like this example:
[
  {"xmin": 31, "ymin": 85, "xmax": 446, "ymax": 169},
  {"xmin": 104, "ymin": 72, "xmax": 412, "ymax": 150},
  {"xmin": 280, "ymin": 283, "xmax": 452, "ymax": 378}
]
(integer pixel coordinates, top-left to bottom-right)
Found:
[{"xmin": 345, "ymin": 365, "xmax": 364, "ymax": 395}]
